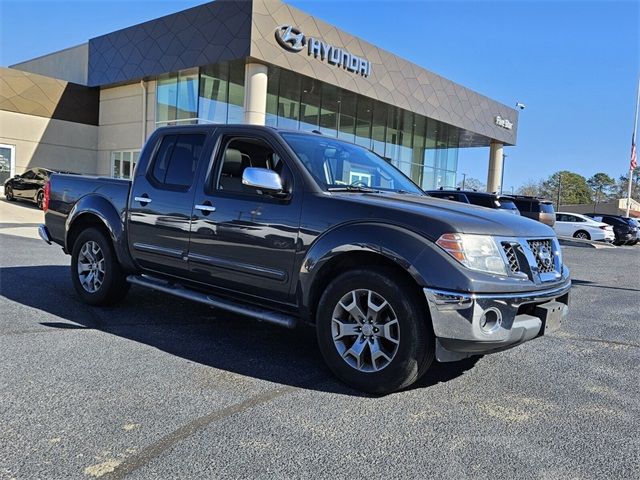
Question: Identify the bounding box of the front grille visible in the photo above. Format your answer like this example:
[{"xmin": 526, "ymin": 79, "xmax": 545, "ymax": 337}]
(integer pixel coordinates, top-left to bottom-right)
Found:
[
  {"xmin": 527, "ymin": 239, "xmax": 556, "ymax": 273},
  {"xmin": 501, "ymin": 242, "xmax": 521, "ymax": 273}
]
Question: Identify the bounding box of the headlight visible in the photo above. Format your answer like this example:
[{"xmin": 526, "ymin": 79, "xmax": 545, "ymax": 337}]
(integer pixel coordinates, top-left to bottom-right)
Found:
[{"xmin": 436, "ymin": 233, "xmax": 508, "ymax": 276}]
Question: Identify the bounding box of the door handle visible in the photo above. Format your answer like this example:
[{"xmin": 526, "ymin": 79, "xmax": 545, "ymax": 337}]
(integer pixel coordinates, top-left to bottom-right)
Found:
[
  {"xmin": 195, "ymin": 204, "xmax": 216, "ymax": 213},
  {"xmin": 134, "ymin": 196, "xmax": 152, "ymax": 204}
]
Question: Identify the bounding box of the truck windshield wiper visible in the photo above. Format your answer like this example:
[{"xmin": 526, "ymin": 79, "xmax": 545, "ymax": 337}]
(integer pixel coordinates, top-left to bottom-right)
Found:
[
  {"xmin": 395, "ymin": 189, "xmax": 424, "ymax": 196},
  {"xmin": 327, "ymin": 185, "xmax": 379, "ymax": 193}
]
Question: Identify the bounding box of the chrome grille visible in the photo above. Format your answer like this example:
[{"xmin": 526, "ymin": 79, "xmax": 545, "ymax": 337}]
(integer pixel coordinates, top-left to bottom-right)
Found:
[
  {"xmin": 501, "ymin": 242, "xmax": 520, "ymax": 273},
  {"xmin": 527, "ymin": 239, "xmax": 556, "ymax": 273}
]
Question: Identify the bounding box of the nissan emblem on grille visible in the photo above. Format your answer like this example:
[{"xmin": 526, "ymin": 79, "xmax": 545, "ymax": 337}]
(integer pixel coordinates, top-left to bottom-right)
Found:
[
  {"xmin": 537, "ymin": 245, "xmax": 553, "ymax": 269},
  {"xmin": 528, "ymin": 239, "xmax": 556, "ymax": 274}
]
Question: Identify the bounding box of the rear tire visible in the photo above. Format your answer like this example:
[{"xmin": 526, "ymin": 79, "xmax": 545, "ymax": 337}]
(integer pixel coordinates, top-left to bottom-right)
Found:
[
  {"xmin": 5, "ymin": 185, "xmax": 15, "ymax": 201},
  {"xmin": 36, "ymin": 190, "xmax": 44, "ymax": 210},
  {"xmin": 70, "ymin": 228, "xmax": 130, "ymax": 306},
  {"xmin": 316, "ymin": 267, "xmax": 433, "ymax": 394},
  {"xmin": 573, "ymin": 230, "xmax": 590, "ymax": 240}
]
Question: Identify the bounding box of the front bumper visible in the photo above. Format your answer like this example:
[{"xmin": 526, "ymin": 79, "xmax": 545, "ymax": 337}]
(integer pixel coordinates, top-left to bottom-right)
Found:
[{"xmin": 424, "ymin": 280, "xmax": 571, "ymax": 362}]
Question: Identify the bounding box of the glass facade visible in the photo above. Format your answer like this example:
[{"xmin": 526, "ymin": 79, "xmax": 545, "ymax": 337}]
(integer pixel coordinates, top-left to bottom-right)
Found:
[
  {"xmin": 155, "ymin": 61, "xmax": 459, "ymax": 190},
  {"xmin": 264, "ymin": 65, "xmax": 458, "ymax": 190},
  {"xmin": 156, "ymin": 60, "xmax": 245, "ymax": 127}
]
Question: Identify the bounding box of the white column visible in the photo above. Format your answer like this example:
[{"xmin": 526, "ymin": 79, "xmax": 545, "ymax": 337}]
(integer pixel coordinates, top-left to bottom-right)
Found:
[
  {"xmin": 243, "ymin": 62, "xmax": 268, "ymax": 125},
  {"xmin": 487, "ymin": 141, "xmax": 504, "ymax": 193}
]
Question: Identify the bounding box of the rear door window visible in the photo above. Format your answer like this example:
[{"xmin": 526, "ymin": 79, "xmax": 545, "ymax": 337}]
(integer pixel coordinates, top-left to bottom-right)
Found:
[
  {"xmin": 150, "ymin": 134, "xmax": 206, "ymax": 189},
  {"xmin": 538, "ymin": 202, "xmax": 554, "ymax": 214}
]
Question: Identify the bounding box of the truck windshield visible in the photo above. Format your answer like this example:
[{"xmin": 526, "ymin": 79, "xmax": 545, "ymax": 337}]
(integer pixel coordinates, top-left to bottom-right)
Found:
[{"xmin": 281, "ymin": 133, "xmax": 423, "ymax": 194}]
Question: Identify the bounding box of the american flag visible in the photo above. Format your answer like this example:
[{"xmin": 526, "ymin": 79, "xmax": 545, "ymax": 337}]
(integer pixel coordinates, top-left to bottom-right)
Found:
[{"xmin": 631, "ymin": 131, "xmax": 637, "ymax": 171}]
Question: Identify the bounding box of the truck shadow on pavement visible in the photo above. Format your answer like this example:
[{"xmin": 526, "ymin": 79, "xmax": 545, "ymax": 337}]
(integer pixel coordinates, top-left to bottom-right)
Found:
[{"xmin": 1, "ymin": 264, "xmax": 480, "ymax": 396}]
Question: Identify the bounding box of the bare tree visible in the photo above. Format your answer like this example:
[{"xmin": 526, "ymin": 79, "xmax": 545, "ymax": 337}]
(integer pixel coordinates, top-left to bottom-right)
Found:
[{"xmin": 516, "ymin": 179, "xmax": 542, "ymax": 197}]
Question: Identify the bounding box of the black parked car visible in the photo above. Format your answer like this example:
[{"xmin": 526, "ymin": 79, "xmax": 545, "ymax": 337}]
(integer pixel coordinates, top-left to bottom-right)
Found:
[
  {"xmin": 425, "ymin": 189, "xmax": 520, "ymax": 215},
  {"xmin": 4, "ymin": 168, "xmax": 74, "ymax": 209},
  {"xmin": 584, "ymin": 213, "xmax": 639, "ymax": 245},
  {"xmin": 511, "ymin": 195, "xmax": 556, "ymax": 227}
]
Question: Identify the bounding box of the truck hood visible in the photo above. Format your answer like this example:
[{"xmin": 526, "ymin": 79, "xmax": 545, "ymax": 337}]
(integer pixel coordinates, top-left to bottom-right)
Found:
[{"xmin": 333, "ymin": 192, "xmax": 557, "ymax": 239}]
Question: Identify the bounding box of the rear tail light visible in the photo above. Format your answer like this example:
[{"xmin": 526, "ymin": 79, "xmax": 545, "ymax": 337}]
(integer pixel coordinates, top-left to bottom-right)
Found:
[
  {"xmin": 599, "ymin": 225, "xmax": 612, "ymax": 230},
  {"xmin": 43, "ymin": 181, "xmax": 50, "ymax": 212}
]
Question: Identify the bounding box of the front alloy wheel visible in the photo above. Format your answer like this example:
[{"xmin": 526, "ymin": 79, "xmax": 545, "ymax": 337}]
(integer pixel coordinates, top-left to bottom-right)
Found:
[
  {"xmin": 5, "ymin": 185, "xmax": 14, "ymax": 201},
  {"xmin": 331, "ymin": 289, "xmax": 400, "ymax": 372},
  {"xmin": 316, "ymin": 267, "xmax": 434, "ymax": 394}
]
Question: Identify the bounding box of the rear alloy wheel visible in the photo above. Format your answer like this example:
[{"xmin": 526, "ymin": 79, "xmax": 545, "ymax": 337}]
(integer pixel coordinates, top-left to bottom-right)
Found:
[
  {"xmin": 316, "ymin": 267, "xmax": 433, "ymax": 394},
  {"xmin": 36, "ymin": 190, "xmax": 44, "ymax": 210},
  {"xmin": 574, "ymin": 231, "xmax": 590, "ymax": 240},
  {"xmin": 71, "ymin": 228, "xmax": 130, "ymax": 305},
  {"xmin": 5, "ymin": 185, "xmax": 15, "ymax": 201}
]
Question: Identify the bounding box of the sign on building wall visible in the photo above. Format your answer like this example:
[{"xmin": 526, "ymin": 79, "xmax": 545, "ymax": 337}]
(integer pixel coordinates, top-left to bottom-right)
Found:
[
  {"xmin": 274, "ymin": 25, "xmax": 372, "ymax": 77},
  {"xmin": 494, "ymin": 115, "xmax": 513, "ymax": 130}
]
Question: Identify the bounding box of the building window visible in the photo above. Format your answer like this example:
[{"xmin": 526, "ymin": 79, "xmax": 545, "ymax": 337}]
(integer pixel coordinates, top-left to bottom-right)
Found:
[
  {"xmin": 199, "ymin": 63, "xmax": 229, "ymax": 124},
  {"xmin": 111, "ymin": 150, "xmax": 140, "ymax": 179},
  {"xmin": 158, "ymin": 61, "xmax": 245, "ymax": 127}
]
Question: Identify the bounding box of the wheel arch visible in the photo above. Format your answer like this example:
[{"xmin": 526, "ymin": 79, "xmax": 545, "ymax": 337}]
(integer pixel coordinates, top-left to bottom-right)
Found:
[
  {"xmin": 573, "ymin": 229, "xmax": 590, "ymax": 239},
  {"xmin": 65, "ymin": 195, "xmax": 136, "ymax": 271},
  {"xmin": 297, "ymin": 222, "xmax": 434, "ymax": 324}
]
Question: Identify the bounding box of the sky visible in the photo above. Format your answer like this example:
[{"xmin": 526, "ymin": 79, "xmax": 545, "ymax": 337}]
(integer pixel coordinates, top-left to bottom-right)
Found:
[{"xmin": 1, "ymin": 0, "xmax": 638, "ymax": 190}]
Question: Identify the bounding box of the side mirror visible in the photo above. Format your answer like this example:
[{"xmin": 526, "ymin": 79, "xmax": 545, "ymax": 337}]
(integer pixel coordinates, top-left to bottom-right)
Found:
[
  {"xmin": 14, "ymin": 174, "xmax": 20, "ymax": 178},
  {"xmin": 242, "ymin": 167, "xmax": 284, "ymax": 195}
]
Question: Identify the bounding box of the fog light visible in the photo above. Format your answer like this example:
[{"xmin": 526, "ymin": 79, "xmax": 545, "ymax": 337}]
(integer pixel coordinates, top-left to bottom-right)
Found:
[{"xmin": 479, "ymin": 308, "xmax": 502, "ymax": 334}]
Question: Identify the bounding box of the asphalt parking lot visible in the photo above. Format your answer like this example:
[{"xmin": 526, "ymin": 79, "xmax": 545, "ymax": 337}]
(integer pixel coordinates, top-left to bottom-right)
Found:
[{"xmin": 1, "ymin": 199, "xmax": 639, "ymax": 479}]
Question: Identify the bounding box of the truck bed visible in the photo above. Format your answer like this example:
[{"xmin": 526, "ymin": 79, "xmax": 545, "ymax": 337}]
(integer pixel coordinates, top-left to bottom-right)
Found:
[{"xmin": 45, "ymin": 174, "xmax": 131, "ymax": 247}]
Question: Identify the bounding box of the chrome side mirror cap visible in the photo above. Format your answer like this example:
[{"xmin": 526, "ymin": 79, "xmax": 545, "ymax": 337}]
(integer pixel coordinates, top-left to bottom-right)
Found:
[{"xmin": 242, "ymin": 167, "xmax": 283, "ymax": 194}]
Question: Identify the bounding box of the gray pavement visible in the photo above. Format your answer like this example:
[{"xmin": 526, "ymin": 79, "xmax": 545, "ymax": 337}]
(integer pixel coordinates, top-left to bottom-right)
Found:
[{"xmin": 1, "ymin": 199, "xmax": 639, "ymax": 479}]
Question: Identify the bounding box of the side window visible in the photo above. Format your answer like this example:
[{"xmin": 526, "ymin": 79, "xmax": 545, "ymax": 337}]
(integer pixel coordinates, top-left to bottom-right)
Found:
[
  {"xmin": 514, "ymin": 200, "xmax": 531, "ymax": 212},
  {"xmin": 556, "ymin": 214, "xmax": 566, "ymax": 222},
  {"xmin": 150, "ymin": 134, "xmax": 205, "ymax": 188},
  {"xmin": 22, "ymin": 170, "xmax": 36, "ymax": 180},
  {"xmin": 216, "ymin": 137, "xmax": 292, "ymax": 195}
]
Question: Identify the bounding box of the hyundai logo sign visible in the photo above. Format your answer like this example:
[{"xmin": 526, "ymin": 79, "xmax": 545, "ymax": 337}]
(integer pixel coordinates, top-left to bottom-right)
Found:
[
  {"xmin": 274, "ymin": 25, "xmax": 306, "ymax": 52},
  {"xmin": 274, "ymin": 25, "xmax": 371, "ymax": 77}
]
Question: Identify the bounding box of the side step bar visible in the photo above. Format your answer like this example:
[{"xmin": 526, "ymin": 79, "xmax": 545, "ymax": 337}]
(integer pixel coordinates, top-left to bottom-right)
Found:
[{"xmin": 126, "ymin": 274, "xmax": 297, "ymax": 329}]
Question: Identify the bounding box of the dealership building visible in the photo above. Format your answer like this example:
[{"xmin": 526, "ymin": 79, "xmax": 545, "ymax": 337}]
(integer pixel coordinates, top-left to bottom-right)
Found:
[{"xmin": 0, "ymin": 0, "xmax": 518, "ymax": 192}]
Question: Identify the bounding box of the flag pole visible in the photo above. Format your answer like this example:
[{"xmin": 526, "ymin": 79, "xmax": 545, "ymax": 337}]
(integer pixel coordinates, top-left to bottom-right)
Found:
[{"xmin": 626, "ymin": 76, "xmax": 639, "ymax": 217}]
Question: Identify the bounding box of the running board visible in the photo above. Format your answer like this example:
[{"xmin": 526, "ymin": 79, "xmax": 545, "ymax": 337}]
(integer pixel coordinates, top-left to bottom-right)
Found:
[{"xmin": 126, "ymin": 274, "xmax": 297, "ymax": 329}]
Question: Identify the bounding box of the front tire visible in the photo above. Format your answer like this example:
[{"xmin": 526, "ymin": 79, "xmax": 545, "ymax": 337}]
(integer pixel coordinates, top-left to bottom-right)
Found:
[
  {"xmin": 71, "ymin": 228, "xmax": 130, "ymax": 306},
  {"xmin": 5, "ymin": 185, "xmax": 15, "ymax": 201},
  {"xmin": 316, "ymin": 267, "xmax": 433, "ymax": 394}
]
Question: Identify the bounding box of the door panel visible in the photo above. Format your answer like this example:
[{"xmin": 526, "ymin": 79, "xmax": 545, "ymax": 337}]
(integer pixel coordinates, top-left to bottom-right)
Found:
[
  {"xmin": 13, "ymin": 170, "xmax": 35, "ymax": 198},
  {"xmin": 127, "ymin": 132, "xmax": 209, "ymax": 277},
  {"xmin": 187, "ymin": 134, "xmax": 302, "ymax": 302}
]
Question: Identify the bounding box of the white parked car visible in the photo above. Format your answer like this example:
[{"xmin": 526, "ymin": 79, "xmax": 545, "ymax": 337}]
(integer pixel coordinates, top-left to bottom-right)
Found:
[{"xmin": 554, "ymin": 212, "xmax": 615, "ymax": 242}]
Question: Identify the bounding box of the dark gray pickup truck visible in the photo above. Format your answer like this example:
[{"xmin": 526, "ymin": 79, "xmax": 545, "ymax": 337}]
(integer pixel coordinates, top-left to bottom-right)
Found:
[{"xmin": 39, "ymin": 125, "xmax": 570, "ymax": 393}]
